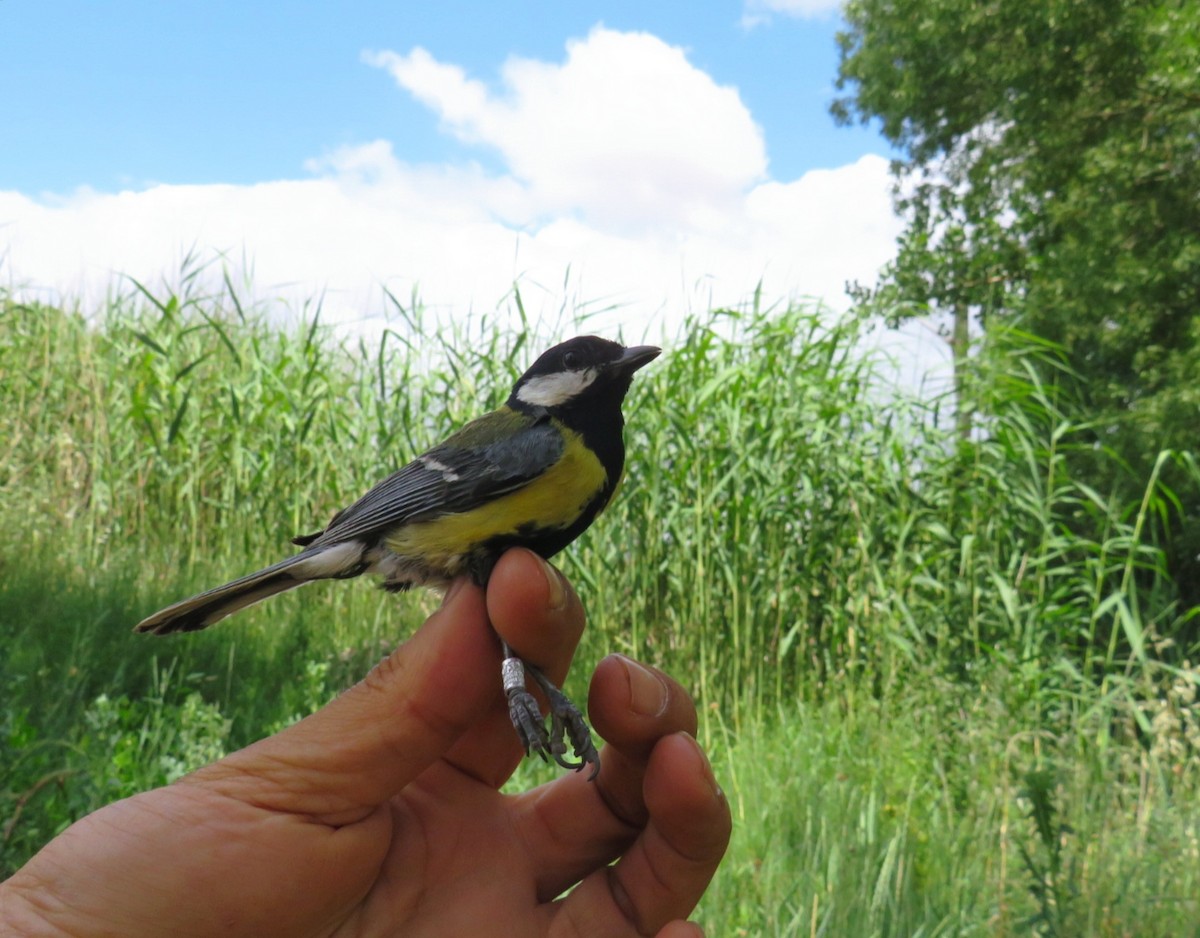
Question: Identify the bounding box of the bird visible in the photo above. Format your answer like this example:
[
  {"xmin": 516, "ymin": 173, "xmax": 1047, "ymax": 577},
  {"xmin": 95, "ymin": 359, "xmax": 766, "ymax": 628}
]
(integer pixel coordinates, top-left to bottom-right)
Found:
[{"xmin": 134, "ymin": 335, "xmax": 661, "ymax": 780}]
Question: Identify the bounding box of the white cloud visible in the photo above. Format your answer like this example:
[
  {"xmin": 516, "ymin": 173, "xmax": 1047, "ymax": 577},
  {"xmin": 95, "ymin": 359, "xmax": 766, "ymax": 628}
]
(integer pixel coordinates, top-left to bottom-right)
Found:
[
  {"xmin": 743, "ymin": 0, "xmax": 843, "ymax": 26},
  {"xmin": 1, "ymin": 26, "xmax": 899, "ymax": 348},
  {"xmin": 366, "ymin": 28, "xmax": 767, "ymax": 231}
]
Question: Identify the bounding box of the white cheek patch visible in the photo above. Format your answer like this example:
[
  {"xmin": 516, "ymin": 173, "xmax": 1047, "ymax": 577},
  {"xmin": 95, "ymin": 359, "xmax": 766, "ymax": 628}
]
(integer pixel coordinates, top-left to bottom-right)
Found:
[{"xmin": 516, "ymin": 368, "xmax": 599, "ymax": 407}]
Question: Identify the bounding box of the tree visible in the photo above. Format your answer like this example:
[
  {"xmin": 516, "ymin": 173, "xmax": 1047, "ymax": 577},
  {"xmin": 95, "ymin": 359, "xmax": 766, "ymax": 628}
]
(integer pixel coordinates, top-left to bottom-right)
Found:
[{"xmin": 833, "ymin": 0, "xmax": 1200, "ymax": 606}]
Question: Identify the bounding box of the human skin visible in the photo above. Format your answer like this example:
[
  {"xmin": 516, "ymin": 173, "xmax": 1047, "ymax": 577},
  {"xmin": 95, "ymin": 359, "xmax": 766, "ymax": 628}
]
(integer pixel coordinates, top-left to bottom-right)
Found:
[{"xmin": 1, "ymin": 549, "xmax": 731, "ymax": 937}]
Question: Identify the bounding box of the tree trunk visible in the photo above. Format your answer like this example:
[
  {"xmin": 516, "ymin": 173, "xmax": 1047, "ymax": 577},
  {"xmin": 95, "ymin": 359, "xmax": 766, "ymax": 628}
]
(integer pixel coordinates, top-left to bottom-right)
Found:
[{"xmin": 951, "ymin": 301, "xmax": 971, "ymax": 442}]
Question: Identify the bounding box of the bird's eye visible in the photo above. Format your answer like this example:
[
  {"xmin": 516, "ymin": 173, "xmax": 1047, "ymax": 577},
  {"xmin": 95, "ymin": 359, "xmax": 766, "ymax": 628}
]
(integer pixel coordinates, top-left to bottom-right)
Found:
[{"xmin": 563, "ymin": 351, "xmax": 581, "ymax": 370}]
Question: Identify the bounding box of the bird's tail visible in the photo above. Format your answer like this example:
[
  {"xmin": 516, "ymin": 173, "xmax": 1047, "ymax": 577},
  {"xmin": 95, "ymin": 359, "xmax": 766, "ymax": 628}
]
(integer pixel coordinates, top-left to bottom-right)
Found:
[{"xmin": 133, "ymin": 542, "xmax": 367, "ymax": 635}]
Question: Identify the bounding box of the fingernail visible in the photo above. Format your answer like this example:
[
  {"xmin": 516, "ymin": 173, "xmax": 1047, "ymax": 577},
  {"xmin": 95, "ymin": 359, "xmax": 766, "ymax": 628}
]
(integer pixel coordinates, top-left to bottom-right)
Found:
[
  {"xmin": 538, "ymin": 555, "xmax": 567, "ymax": 610},
  {"xmin": 618, "ymin": 654, "xmax": 668, "ymax": 717},
  {"xmin": 680, "ymin": 731, "xmax": 725, "ymax": 802}
]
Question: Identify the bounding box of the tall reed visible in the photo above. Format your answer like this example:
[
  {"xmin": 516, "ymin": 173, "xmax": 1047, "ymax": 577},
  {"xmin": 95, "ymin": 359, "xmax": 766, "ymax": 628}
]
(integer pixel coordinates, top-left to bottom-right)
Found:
[{"xmin": 4, "ymin": 275, "xmax": 1198, "ymax": 929}]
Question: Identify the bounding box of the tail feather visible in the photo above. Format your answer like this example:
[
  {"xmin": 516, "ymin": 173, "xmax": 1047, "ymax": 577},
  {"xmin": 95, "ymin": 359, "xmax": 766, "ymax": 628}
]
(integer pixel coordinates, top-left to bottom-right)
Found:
[{"xmin": 134, "ymin": 542, "xmax": 368, "ymax": 635}]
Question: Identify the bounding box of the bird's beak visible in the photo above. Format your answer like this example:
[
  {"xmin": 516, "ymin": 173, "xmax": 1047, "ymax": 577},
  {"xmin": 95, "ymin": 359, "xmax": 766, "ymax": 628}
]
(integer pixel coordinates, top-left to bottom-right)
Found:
[{"xmin": 615, "ymin": 345, "xmax": 661, "ymax": 373}]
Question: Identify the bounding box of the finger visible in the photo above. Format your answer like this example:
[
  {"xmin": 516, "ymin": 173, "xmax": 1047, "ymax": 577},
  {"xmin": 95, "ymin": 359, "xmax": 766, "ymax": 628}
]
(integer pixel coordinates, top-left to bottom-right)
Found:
[
  {"xmin": 441, "ymin": 549, "xmax": 587, "ymax": 786},
  {"xmin": 512, "ymin": 655, "xmax": 699, "ymax": 897},
  {"xmin": 586, "ymin": 655, "xmax": 699, "ymax": 829},
  {"xmin": 488, "ymin": 548, "xmax": 586, "ymax": 688},
  {"xmin": 185, "ymin": 575, "xmax": 500, "ymax": 821},
  {"xmin": 559, "ymin": 732, "xmax": 731, "ymax": 936}
]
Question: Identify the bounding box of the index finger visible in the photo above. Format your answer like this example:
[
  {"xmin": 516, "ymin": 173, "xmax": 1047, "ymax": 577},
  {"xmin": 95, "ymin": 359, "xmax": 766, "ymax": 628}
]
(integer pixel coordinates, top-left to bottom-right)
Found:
[
  {"xmin": 184, "ymin": 568, "xmax": 500, "ymax": 820},
  {"xmin": 440, "ymin": 549, "xmax": 588, "ymax": 786},
  {"xmin": 185, "ymin": 549, "xmax": 589, "ymax": 819}
]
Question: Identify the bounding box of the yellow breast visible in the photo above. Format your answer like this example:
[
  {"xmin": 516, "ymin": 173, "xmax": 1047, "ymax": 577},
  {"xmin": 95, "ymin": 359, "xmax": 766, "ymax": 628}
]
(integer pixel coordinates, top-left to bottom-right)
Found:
[{"xmin": 384, "ymin": 430, "xmax": 608, "ymax": 567}]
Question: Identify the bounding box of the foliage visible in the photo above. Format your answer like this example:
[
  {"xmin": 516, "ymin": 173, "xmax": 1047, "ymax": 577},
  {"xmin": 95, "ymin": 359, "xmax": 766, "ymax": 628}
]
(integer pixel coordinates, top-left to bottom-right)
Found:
[
  {"xmin": 1, "ymin": 278, "xmax": 1198, "ymax": 931},
  {"xmin": 700, "ymin": 681, "xmax": 1200, "ymax": 937},
  {"xmin": 833, "ymin": 0, "xmax": 1200, "ymax": 602},
  {"xmin": 2, "ymin": 663, "xmax": 229, "ymax": 871}
]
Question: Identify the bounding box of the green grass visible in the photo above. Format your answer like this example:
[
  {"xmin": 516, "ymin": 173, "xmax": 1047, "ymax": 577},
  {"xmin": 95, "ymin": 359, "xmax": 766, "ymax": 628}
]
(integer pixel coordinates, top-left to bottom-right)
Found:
[
  {"xmin": 704, "ymin": 685, "xmax": 1200, "ymax": 936},
  {"xmin": 2, "ymin": 268, "xmax": 1199, "ymax": 934}
]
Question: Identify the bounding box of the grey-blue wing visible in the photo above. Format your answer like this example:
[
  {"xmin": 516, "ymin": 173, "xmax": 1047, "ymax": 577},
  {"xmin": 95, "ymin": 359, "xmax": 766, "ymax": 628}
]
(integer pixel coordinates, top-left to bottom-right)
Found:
[{"xmin": 296, "ymin": 413, "xmax": 563, "ymax": 548}]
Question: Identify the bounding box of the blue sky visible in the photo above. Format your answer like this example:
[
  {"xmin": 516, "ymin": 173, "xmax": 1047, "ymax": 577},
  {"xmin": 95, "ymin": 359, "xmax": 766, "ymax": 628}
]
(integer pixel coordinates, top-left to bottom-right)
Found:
[
  {"xmin": 1, "ymin": 0, "xmax": 922, "ymax": 363},
  {"xmin": 3, "ymin": 1, "xmax": 883, "ymax": 193}
]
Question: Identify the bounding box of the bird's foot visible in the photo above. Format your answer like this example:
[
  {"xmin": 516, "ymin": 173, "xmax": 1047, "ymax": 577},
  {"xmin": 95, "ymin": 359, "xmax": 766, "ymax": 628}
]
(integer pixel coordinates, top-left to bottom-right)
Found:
[
  {"xmin": 527, "ymin": 662, "xmax": 601, "ymax": 780},
  {"xmin": 501, "ymin": 656, "xmax": 600, "ymax": 780},
  {"xmin": 502, "ymin": 657, "xmax": 554, "ymax": 758}
]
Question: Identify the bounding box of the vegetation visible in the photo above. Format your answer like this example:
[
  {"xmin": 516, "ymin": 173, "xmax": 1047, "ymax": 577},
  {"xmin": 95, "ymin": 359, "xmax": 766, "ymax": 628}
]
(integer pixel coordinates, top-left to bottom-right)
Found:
[
  {"xmin": 2, "ymin": 271, "xmax": 1197, "ymax": 934},
  {"xmin": 834, "ymin": 0, "xmax": 1200, "ymax": 606}
]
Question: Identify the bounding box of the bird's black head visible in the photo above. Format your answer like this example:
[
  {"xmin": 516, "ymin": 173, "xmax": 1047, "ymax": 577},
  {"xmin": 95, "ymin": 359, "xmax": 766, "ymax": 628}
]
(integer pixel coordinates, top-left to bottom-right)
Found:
[{"xmin": 508, "ymin": 336, "xmax": 660, "ymax": 418}]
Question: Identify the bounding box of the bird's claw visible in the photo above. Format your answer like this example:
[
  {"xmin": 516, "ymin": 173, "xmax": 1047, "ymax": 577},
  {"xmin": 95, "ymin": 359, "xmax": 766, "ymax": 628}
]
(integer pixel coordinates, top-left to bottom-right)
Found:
[
  {"xmin": 506, "ymin": 684, "xmax": 555, "ymax": 758},
  {"xmin": 501, "ymin": 656, "xmax": 600, "ymax": 780}
]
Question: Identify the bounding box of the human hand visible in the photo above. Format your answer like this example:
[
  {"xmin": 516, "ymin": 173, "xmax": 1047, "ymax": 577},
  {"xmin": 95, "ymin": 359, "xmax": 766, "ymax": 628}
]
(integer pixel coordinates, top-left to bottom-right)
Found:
[{"xmin": 2, "ymin": 549, "xmax": 731, "ymax": 937}]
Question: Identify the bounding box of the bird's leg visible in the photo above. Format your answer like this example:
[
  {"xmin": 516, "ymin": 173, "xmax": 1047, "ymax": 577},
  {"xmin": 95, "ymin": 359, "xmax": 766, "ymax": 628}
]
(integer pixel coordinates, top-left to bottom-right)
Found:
[
  {"xmin": 500, "ymin": 643, "xmax": 554, "ymax": 760},
  {"xmin": 500, "ymin": 640, "xmax": 600, "ymax": 779}
]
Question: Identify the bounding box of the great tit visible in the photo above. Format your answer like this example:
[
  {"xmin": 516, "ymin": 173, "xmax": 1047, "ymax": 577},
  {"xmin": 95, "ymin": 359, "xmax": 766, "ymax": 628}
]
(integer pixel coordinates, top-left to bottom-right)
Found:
[{"xmin": 134, "ymin": 335, "xmax": 660, "ymax": 779}]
